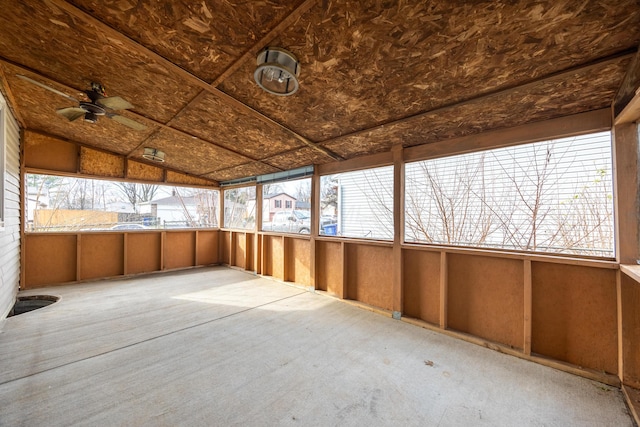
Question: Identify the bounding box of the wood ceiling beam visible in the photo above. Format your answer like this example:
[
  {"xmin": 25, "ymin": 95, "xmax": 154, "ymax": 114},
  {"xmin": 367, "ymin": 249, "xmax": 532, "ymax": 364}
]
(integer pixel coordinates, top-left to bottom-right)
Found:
[
  {"xmin": 318, "ymin": 49, "xmax": 637, "ymax": 147},
  {"xmin": 51, "ymin": 0, "xmax": 342, "ymax": 162},
  {"xmin": 0, "ymin": 64, "xmax": 26, "ymax": 128}
]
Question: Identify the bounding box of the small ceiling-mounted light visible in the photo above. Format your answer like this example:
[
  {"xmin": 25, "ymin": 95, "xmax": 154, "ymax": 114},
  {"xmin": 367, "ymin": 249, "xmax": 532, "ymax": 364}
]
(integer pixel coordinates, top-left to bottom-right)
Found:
[
  {"xmin": 142, "ymin": 147, "xmax": 165, "ymax": 163},
  {"xmin": 254, "ymin": 47, "xmax": 300, "ymax": 96}
]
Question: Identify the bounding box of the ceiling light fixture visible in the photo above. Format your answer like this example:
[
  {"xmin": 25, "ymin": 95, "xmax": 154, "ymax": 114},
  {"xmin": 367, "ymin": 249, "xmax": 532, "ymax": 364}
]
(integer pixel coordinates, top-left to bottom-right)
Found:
[
  {"xmin": 254, "ymin": 47, "xmax": 300, "ymax": 96},
  {"xmin": 142, "ymin": 147, "xmax": 165, "ymax": 163}
]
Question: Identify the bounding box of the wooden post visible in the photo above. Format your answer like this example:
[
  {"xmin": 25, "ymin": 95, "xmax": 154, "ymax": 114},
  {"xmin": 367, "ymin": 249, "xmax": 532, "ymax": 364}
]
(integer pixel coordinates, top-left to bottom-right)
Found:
[
  {"xmin": 439, "ymin": 251, "xmax": 448, "ymax": 329},
  {"xmin": 229, "ymin": 231, "xmax": 236, "ymax": 266},
  {"xmin": 255, "ymin": 184, "xmax": 263, "ymax": 273},
  {"xmin": 339, "ymin": 241, "xmax": 347, "ymax": 299},
  {"xmin": 123, "ymin": 233, "xmax": 129, "ymax": 275},
  {"xmin": 281, "ymin": 235, "xmax": 287, "ymax": 281},
  {"xmin": 612, "ymin": 122, "xmax": 639, "ymax": 264},
  {"xmin": 19, "ymin": 129, "xmax": 26, "ymax": 289},
  {"xmin": 76, "ymin": 234, "xmax": 82, "ymax": 281},
  {"xmin": 392, "ymin": 144, "xmax": 404, "ymax": 319},
  {"xmin": 617, "ymin": 269, "xmax": 624, "ymax": 382},
  {"xmin": 160, "ymin": 231, "xmax": 166, "ymax": 270},
  {"xmin": 194, "ymin": 230, "xmax": 199, "ymax": 266},
  {"xmin": 309, "ymin": 169, "xmax": 320, "ymax": 289},
  {"xmin": 523, "ymin": 259, "xmax": 532, "ymax": 355}
]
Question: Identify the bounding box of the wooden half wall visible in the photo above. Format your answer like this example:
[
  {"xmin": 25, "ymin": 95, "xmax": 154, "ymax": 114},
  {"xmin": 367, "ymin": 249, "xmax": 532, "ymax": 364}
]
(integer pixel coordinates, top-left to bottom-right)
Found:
[
  {"xmin": 24, "ymin": 230, "xmax": 219, "ymax": 288},
  {"xmin": 221, "ymin": 227, "xmax": 622, "ymax": 386}
]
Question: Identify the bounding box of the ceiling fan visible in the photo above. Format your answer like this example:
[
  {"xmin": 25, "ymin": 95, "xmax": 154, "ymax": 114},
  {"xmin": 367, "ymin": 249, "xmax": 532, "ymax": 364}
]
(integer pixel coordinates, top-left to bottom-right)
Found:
[{"xmin": 17, "ymin": 75, "xmax": 147, "ymax": 131}]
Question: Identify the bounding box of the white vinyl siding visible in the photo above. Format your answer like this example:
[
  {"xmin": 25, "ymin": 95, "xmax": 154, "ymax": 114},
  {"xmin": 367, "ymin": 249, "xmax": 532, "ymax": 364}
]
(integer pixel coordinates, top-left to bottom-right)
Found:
[
  {"xmin": 0, "ymin": 94, "xmax": 21, "ymax": 318},
  {"xmin": 335, "ymin": 166, "xmax": 394, "ymax": 240}
]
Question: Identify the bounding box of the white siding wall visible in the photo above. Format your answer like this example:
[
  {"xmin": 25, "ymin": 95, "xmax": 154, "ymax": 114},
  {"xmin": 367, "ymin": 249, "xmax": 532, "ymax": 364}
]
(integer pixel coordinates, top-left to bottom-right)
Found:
[
  {"xmin": 0, "ymin": 96, "xmax": 21, "ymax": 318},
  {"xmin": 337, "ymin": 166, "xmax": 394, "ymax": 240}
]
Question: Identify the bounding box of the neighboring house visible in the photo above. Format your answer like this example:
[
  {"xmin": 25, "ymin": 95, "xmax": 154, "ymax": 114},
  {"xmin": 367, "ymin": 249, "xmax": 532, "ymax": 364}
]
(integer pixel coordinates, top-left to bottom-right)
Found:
[
  {"xmin": 263, "ymin": 192, "xmax": 297, "ymax": 221},
  {"xmin": 105, "ymin": 201, "xmax": 135, "ymax": 214},
  {"xmin": 334, "ymin": 168, "xmax": 395, "ymax": 240},
  {"xmin": 139, "ymin": 195, "xmax": 198, "ymax": 227}
]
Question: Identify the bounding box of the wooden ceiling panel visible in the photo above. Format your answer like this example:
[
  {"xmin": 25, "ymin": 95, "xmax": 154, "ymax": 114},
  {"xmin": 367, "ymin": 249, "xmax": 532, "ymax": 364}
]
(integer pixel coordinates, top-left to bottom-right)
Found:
[
  {"xmin": 67, "ymin": 0, "xmax": 305, "ymax": 83},
  {"xmin": 220, "ymin": 0, "xmax": 640, "ymax": 142},
  {"xmin": 264, "ymin": 147, "xmax": 334, "ymax": 170},
  {"xmin": 322, "ymin": 60, "xmax": 629, "ymax": 158},
  {"xmin": 204, "ymin": 162, "xmax": 280, "ymax": 182},
  {"xmin": 2, "ymin": 65, "xmax": 156, "ymax": 155},
  {"xmin": 130, "ymin": 129, "xmax": 250, "ymax": 176},
  {"xmin": 170, "ymin": 92, "xmax": 305, "ymax": 159},
  {"xmin": 0, "ymin": 0, "xmax": 202, "ymax": 123}
]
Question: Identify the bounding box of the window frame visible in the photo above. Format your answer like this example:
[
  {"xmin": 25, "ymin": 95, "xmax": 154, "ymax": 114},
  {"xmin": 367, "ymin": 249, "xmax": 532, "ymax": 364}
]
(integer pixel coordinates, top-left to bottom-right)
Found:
[
  {"xmin": 0, "ymin": 95, "xmax": 6, "ymax": 231},
  {"xmin": 403, "ymin": 131, "xmax": 615, "ymax": 258}
]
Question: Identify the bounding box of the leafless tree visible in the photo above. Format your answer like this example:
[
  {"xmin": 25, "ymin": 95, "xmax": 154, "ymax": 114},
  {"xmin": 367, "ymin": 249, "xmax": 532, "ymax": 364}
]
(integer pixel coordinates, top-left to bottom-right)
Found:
[{"xmin": 114, "ymin": 182, "xmax": 159, "ymax": 213}]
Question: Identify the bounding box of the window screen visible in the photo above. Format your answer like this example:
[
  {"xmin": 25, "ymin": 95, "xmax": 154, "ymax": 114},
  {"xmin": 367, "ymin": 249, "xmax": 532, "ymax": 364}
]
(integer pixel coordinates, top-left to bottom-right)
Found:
[
  {"xmin": 405, "ymin": 132, "xmax": 614, "ymax": 257},
  {"xmin": 321, "ymin": 166, "xmax": 394, "ymax": 240}
]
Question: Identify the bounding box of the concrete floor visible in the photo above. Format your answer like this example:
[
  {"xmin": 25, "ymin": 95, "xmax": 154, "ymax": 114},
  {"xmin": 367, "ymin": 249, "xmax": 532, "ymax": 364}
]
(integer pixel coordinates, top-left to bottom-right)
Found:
[{"xmin": 0, "ymin": 266, "xmax": 633, "ymax": 426}]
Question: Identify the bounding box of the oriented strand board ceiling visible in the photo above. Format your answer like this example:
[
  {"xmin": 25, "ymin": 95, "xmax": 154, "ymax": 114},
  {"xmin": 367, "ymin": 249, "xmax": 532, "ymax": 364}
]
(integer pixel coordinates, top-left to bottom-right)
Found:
[{"xmin": 0, "ymin": 0, "xmax": 639, "ymax": 183}]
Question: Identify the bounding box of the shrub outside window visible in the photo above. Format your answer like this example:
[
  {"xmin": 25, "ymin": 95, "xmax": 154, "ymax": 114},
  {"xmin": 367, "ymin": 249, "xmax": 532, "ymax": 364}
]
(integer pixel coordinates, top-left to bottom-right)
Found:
[
  {"xmin": 223, "ymin": 186, "xmax": 256, "ymax": 230},
  {"xmin": 404, "ymin": 132, "xmax": 614, "ymax": 257}
]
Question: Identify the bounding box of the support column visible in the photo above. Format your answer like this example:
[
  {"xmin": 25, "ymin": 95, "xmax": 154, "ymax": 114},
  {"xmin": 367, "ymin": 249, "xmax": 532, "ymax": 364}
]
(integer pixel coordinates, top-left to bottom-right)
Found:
[
  {"xmin": 310, "ymin": 169, "xmax": 320, "ymax": 290},
  {"xmin": 392, "ymin": 144, "xmax": 404, "ymax": 319},
  {"xmin": 255, "ymin": 184, "xmax": 263, "ymax": 273},
  {"xmin": 612, "ymin": 122, "xmax": 639, "ymax": 264},
  {"xmin": 523, "ymin": 259, "xmax": 532, "ymax": 355}
]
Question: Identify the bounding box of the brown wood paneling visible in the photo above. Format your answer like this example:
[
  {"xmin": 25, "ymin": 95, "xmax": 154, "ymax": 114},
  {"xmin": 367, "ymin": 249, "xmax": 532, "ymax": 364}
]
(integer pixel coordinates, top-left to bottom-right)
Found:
[
  {"xmin": 317, "ymin": 241, "xmax": 342, "ymax": 294},
  {"xmin": 24, "ymin": 131, "xmax": 77, "ymax": 173},
  {"xmin": 67, "ymin": 0, "xmax": 302, "ymax": 83},
  {"xmin": 166, "ymin": 170, "xmax": 216, "ymax": 187},
  {"xmin": 196, "ymin": 231, "xmax": 219, "ymax": 266},
  {"xmin": 80, "ymin": 233, "xmax": 124, "ymax": 280},
  {"xmin": 24, "ymin": 234, "xmax": 77, "ymax": 288},
  {"xmin": 164, "ymin": 232, "xmax": 195, "ymax": 270},
  {"xmin": 345, "ymin": 244, "xmax": 393, "ymax": 311},
  {"xmin": 79, "ymin": 147, "xmax": 124, "ymax": 177},
  {"xmin": 262, "ymin": 235, "xmax": 273, "ymax": 277},
  {"xmin": 270, "ymin": 236, "xmax": 285, "ymax": 281},
  {"xmin": 447, "ymin": 254, "xmax": 524, "ymax": 349},
  {"xmin": 204, "ymin": 162, "xmax": 280, "ymax": 183},
  {"xmin": 234, "ymin": 232, "xmax": 246, "ymax": 269},
  {"xmin": 133, "ymin": 129, "xmax": 249, "ymax": 177},
  {"xmin": 532, "ymin": 262, "xmax": 617, "ymax": 374},
  {"xmin": 402, "ymin": 249, "xmax": 440, "ymax": 325},
  {"xmin": 171, "ymin": 92, "xmax": 304, "ymax": 160},
  {"xmin": 286, "ymin": 238, "xmax": 311, "ymax": 287},
  {"xmin": 220, "ymin": 231, "xmax": 231, "ymax": 264},
  {"xmin": 126, "ymin": 160, "xmax": 164, "ymax": 182},
  {"xmin": 621, "ymin": 274, "xmax": 640, "ymax": 387},
  {"xmin": 244, "ymin": 233, "xmax": 254, "ymax": 271},
  {"xmin": 126, "ymin": 233, "xmax": 162, "ymax": 274}
]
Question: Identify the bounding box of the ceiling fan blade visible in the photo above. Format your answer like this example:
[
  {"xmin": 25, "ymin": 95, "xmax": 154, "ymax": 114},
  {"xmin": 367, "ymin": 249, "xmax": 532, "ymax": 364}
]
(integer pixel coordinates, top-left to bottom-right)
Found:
[
  {"xmin": 108, "ymin": 114, "xmax": 147, "ymax": 131},
  {"xmin": 17, "ymin": 75, "xmax": 79, "ymax": 103},
  {"xmin": 57, "ymin": 107, "xmax": 86, "ymax": 121},
  {"xmin": 96, "ymin": 96, "xmax": 133, "ymax": 110}
]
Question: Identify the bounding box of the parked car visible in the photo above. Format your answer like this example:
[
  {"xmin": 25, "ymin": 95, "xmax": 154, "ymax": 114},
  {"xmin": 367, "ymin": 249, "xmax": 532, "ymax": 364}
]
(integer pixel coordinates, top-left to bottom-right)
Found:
[
  {"xmin": 263, "ymin": 210, "xmax": 310, "ymax": 234},
  {"xmin": 110, "ymin": 223, "xmax": 147, "ymax": 230}
]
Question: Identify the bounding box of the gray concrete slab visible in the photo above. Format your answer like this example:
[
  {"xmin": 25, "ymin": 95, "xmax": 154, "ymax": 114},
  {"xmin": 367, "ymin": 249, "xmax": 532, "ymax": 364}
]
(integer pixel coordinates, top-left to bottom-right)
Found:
[{"xmin": 0, "ymin": 267, "xmax": 633, "ymax": 426}]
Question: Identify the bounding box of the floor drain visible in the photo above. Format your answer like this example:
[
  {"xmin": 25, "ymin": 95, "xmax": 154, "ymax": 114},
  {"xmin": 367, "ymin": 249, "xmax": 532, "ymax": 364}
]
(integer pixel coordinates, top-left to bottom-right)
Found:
[{"xmin": 9, "ymin": 295, "xmax": 59, "ymax": 317}]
